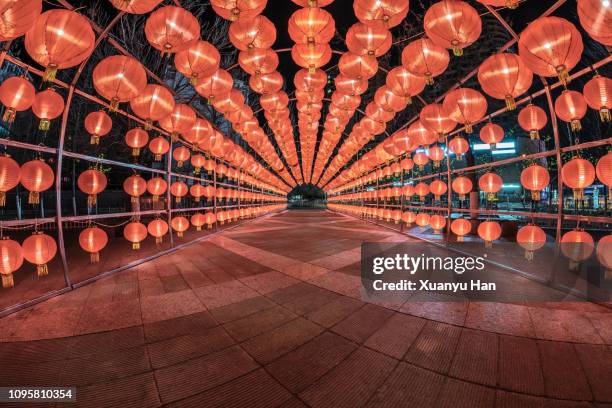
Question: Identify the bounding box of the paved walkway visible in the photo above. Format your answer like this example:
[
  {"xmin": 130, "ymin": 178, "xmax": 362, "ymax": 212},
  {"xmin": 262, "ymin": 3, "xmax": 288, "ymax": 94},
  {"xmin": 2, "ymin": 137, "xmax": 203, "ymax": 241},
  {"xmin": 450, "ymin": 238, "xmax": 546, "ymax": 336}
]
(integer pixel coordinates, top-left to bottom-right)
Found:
[{"xmin": 0, "ymin": 210, "xmax": 610, "ymax": 407}]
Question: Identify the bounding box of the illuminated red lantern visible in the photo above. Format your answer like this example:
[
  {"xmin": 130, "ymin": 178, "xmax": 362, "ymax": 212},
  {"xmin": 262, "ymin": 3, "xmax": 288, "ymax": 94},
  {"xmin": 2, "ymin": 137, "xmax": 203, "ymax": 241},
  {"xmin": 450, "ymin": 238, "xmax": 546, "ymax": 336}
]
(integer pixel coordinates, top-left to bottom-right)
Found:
[
  {"xmin": 402, "ymin": 38, "xmax": 449, "ymax": 85},
  {"xmin": 93, "ymin": 55, "xmax": 147, "ymax": 110},
  {"xmin": 239, "ymin": 48, "xmax": 278, "ymax": 77},
  {"xmin": 338, "ymin": 52, "xmax": 378, "ymax": 80},
  {"xmin": 353, "ymin": 0, "xmax": 409, "ymax": 28},
  {"xmin": 190, "ymin": 213, "xmax": 206, "ymax": 231},
  {"xmin": 190, "ymin": 183, "xmax": 205, "ymax": 202},
  {"xmin": 561, "ymin": 229, "xmax": 594, "ymax": 270},
  {"xmin": 452, "ymin": 175, "xmax": 472, "ymax": 201},
  {"xmin": 0, "ymin": 155, "xmax": 20, "ymax": 206},
  {"xmin": 430, "ymin": 179, "xmax": 447, "ymax": 201},
  {"xmin": 420, "ymin": 103, "xmax": 456, "ymax": 139},
  {"xmin": 479, "ymin": 172, "xmax": 502, "ymax": 201},
  {"xmin": 346, "ymin": 23, "xmax": 391, "ymax": 57},
  {"xmin": 402, "ymin": 211, "xmax": 416, "ymax": 225},
  {"xmin": 477, "ymin": 220, "xmax": 501, "ymax": 247},
  {"xmin": 175, "ymin": 41, "xmax": 221, "ymax": 84},
  {"xmin": 172, "ymin": 146, "xmax": 190, "ymax": 168},
  {"xmin": 20, "ymin": 159, "xmax": 54, "ymax": 204},
  {"xmin": 401, "ymin": 157, "xmax": 414, "ymax": 172},
  {"xmin": 288, "ymin": 7, "xmax": 335, "ymax": 45},
  {"xmin": 0, "ymin": 0, "xmax": 42, "ymax": 41},
  {"xmin": 402, "ymin": 184, "xmax": 415, "ymax": 198},
  {"xmin": 129, "ymin": 84, "xmax": 175, "ymax": 129},
  {"xmin": 518, "ymin": 104, "xmax": 547, "ymax": 140},
  {"xmin": 170, "ymin": 181, "xmax": 188, "ymax": 203},
  {"xmin": 427, "ymin": 144, "xmax": 445, "ymax": 168},
  {"xmin": 78, "ymin": 169, "xmax": 107, "ymax": 206},
  {"xmin": 149, "ymin": 136, "xmax": 170, "ymax": 161},
  {"xmin": 171, "ymin": 216, "xmax": 189, "ymax": 237},
  {"xmin": 25, "ymin": 9, "xmax": 95, "ymax": 81},
  {"xmin": 578, "ymin": 0, "xmax": 612, "ymax": 45},
  {"xmin": 123, "ymin": 174, "xmax": 147, "ymax": 204},
  {"xmin": 375, "ymin": 86, "xmax": 409, "ymax": 113},
  {"xmin": 229, "ymin": 15, "xmax": 276, "ymax": 50},
  {"xmin": 84, "ymin": 110, "xmax": 112, "ymax": 145},
  {"xmin": 22, "ymin": 232, "xmax": 56, "ymax": 277},
  {"xmin": 451, "ymin": 218, "xmax": 471, "ymax": 241},
  {"xmin": 159, "ymin": 104, "xmax": 197, "ymax": 141},
  {"xmin": 430, "ymin": 214, "xmax": 446, "ymax": 233},
  {"xmin": 295, "ymin": 68, "xmax": 327, "ymax": 92},
  {"xmin": 424, "ymin": 0, "xmax": 482, "ymax": 56},
  {"xmin": 477, "ymin": 53, "xmax": 533, "ymax": 110},
  {"xmin": 32, "ymin": 89, "xmax": 64, "ymax": 130},
  {"xmin": 561, "ymin": 157, "xmax": 595, "ymax": 201},
  {"xmin": 194, "ymin": 69, "xmax": 233, "ymax": 103},
  {"xmin": 292, "ymin": 43, "xmax": 332, "ymax": 73},
  {"xmin": 479, "ymin": 123, "xmax": 504, "ymax": 149},
  {"xmin": 448, "ymin": 137, "xmax": 469, "ymax": 160},
  {"xmin": 204, "ymin": 211, "xmax": 217, "ymax": 228},
  {"xmin": 583, "ymin": 75, "xmax": 611, "ymax": 122},
  {"xmin": 415, "ymin": 182, "xmax": 430, "ymax": 201},
  {"xmin": 386, "ymin": 67, "xmax": 425, "ymax": 103},
  {"xmin": 517, "ymin": 224, "xmax": 547, "ymax": 260},
  {"xmin": 596, "ymin": 235, "xmax": 612, "ymax": 274},
  {"xmin": 415, "ymin": 212, "xmax": 430, "ymax": 227},
  {"xmin": 554, "ymin": 90, "xmax": 587, "ymax": 132},
  {"xmin": 407, "ymin": 120, "xmax": 437, "ymax": 147},
  {"xmin": 520, "ymin": 164, "xmax": 550, "ymax": 201},
  {"xmin": 518, "ymin": 17, "xmax": 583, "ymax": 84},
  {"xmin": 413, "ymin": 151, "xmax": 429, "ymax": 170},
  {"xmin": 124, "ymin": 222, "xmax": 148, "ymax": 249},
  {"xmin": 145, "ymin": 6, "xmax": 200, "ymax": 54},
  {"xmin": 210, "ymin": 0, "xmax": 267, "ymax": 21},
  {"xmin": 0, "ymin": 237, "xmax": 23, "ymax": 288},
  {"xmin": 0, "ymin": 76, "xmax": 35, "ymax": 123},
  {"xmin": 596, "ymin": 152, "xmax": 612, "ymax": 200},
  {"xmin": 110, "ymin": 0, "xmax": 163, "ymax": 14},
  {"xmin": 184, "ymin": 118, "xmax": 213, "ymax": 145},
  {"xmin": 442, "ymin": 88, "xmax": 487, "ymax": 133},
  {"xmin": 79, "ymin": 227, "xmax": 108, "ymax": 263},
  {"xmin": 147, "ymin": 177, "xmax": 167, "ymax": 202},
  {"xmin": 191, "ymin": 154, "xmax": 206, "ymax": 174},
  {"xmin": 125, "ymin": 128, "xmax": 149, "ymax": 157},
  {"xmin": 148, "ymin": 219, "xmax": 169, "ymax": 244}
]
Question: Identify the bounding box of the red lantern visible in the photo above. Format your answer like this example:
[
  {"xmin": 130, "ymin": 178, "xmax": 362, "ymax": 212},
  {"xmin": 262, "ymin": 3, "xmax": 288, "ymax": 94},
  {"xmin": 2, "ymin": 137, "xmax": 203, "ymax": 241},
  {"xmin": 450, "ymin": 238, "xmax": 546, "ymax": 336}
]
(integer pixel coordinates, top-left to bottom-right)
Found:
[
  {"xmin": 129, "ymin": 84, "xmax": 175, "ymax": 129},
  {"xmin": 375, "ymin": 86, "xmax": 409, "ymax": 113},
  {"xmin": 22, "ymin": 232, "xmax": 56, "ymax": 277},
  {"xmin": 292, "ymin": 0, "xmax": 333, "ymax": 6},
  {"xmin": 353, "ymin": 0, "xmax": 409, "ymax": 28},
  {"xmin": 478, "ymin": 53, "xmax": 533, "ymax": 110},
  {"xmin": 124, "ymin": 221, "xmax": 147, "ymax": 249},
  {"xmin": 448, "ymin": 137, "xmax": 469, "ymax": 160},
  {"xmin": 295, "ymin": 68, "xmax": 327, "ymax": 92},
  {"xmin": 451, "ymin": 218, "xmax": 471, "ymax": 241},
  {"xmin": 413, "ymin": 151, "xmax": 429, "ymax": 170},
  {"xmin": 85, "ymin": 110, "xmax": 112, "ymax": 145},
  {"xmin": 427, "ymin": 144, "xmax": 445, "ymax": 168},
  {"xmin": 517, "ymin": 224, "xmax": 547, "ymax": 260},
  {"xmin": 0, "ymin": 0, "xmax": 42, "ymax": 41},
  {"xmin": 442, "ymin": 88, "xmax": 487, "ymax": 133},
  {"xmin": 430, "ymin": 214, "xmax": 446, "ymax": 233},
  {"xmin": 0, "ymin": 155, "xmax": 20, "ymax": 206},
  {"xmin": 78, "ymin": 169, "xmax": 107, "ymax": 206},
  {"xmin": 172, "ymin": 146, "xmax": 190, "ymax": 168},
  {"xmin": 190, "ymin": 213, "xmax": 206, "ymax": 231},
  {"xmin": 401, "ymin": 157, "xmax": 414, "ymax": 172},
  {"xmin": 0, "ymin": 237, "xmax": 23, "ymax": 288},
  {"xmin": 415, "ymin": 213, "xmax": 430, "ymax": 227},
  {"xmin": 25, "ymin": 9, "xmax": 95, "ymax": 81},
  {"xmin": 184, "ymin": 118, "xmax": 213, "ymax": 145},
  {"xmin": 204, "ymin": 212, "xmax": 217, "ymax": 228},
  {"xmin": 477, "ymin": 220, "xmax": 501, "ymax": 247},
  {"xmin": 407, "ymin": 120, "xmax": 437, "ymax": 147},
  {"xmin": 125, "ymin": 128, "xmax": 149, "ymax": 157},
  {"xmin": 147, "ymin": 177, "xmax": 167, "ymax": 202},
  {"xmin": 597, "ymin": 235, "xmax": 612, "ymax": 273},
  {"xmin": 401, "ymin": 38, "xmax": 449, "ymax": 85},
  {"xmin": 0, "ymin": 76, "xmax": 35, "ymax": 123},
  {"xmin": 402, "ymin": 211, "xmax": 416, "ymax": 225},
  {"xmin": 93, "ymin": 55, "xmax": 147, "ymax": 110},
  {"xmin": 346, "ymin": 23, "xmax": 391, "ymax": 57},
  {"xmin": 110, "ymin": 0, "xmax": 163, "ymax": 14},
  {"xmin": 170, "ymin": 181, "xmax": 188, "ymax": 203},
  {"xmin": 554, "ymin": 90, "xmax": 587, "ymax": 132},
  {"xmin": 123, "ymin": 174, "xmax": 147, "ymax": 204},
  {"xmin": 479, "ymin": 123, "xmax": 504, "ymax": 149},
  {"xmin": 338, "ymin": 52, "xmax": 378, "ymax": 80},
  {"xmin": 520, "ymin": 164, "xmax": 550, "ymax": 201},
  {"xmin": 561, "ymin": 229, "xmax": 594, "ymax": 269},
  {"xmin": 420, "ymin": 103, "xmax": 456, "ymax": 138},
  {"xmin": 148, "ymin": 219, "xmax": 169, "ymax": 244},
  {"xmin": 578, "ymin": 0, "xmax": 612, "ymax": 45},
  {"xmin": 149, "ymin": 136, "xmax": 170, "ymax": 161},
  {"xmin": 210, "ymin": 0, "xmax": 267, "ymax": 21},
  {"xmin": 386, "ymin": 67, "xmax": 425, "ymax": 103},
  {"xmin": 288, "ymin": 7, "xmax": 335, "ymax": 45},
  {"xmin": 190, "ymin": 183, "xmax": 205, "ymax": 202},
  {"xmin": 292, "ymin": 43, "xmax": 332, "ymax": 73},
  {"xmin": 191, "ymin": 154, "xmax": 206, "ymax": 174},
  {"xmin": 583, "ymin": 75, "xmax": 611, "ymax": 122},
  {"xmin": 32, "ymin": 89, "xmax": 64, "ymax": 130},
  {"xmin": 175, "ymin": 41, "xmax": 221, "ymax": 84},
  {"xmin": 79, "ymin": 227, "xmax": 108, "ymax": 263},
  {"xmin": 415, "ymin": 182, "xmax": 430, "ymax": 201},
  {"xmin": 239, "ymin": 48, "xmax": 279, "ymax": 77},
  {"xmin": 452, "ymin": 175, "xmax": 472, "ymax": 201},
  {"xmin": 479, "ymin": 172, "xmax": 503, "ymax": 201},
  {"xmin": 145, "ymin": 6, "xmax": 200, "ymax": 54},
  {"xmin": 596, "ymin": 152, "xmax": 612, "ymax": 200},
  {"xmin": 424, "ymin": 0, "xmax": 482, "ymax": 56},
  {"xmin": 430, "ymin": 179, "xmax": 447, "ymax": 200},
  {"xmin": 518, "ymin": 104, "xmax": 547, "ymax": 140},
  {"xmin": 561, "ymin": 157, "xmax": 595, "ymax": 201},
  {"xmin": 171, "ymin": 216, "xmax": 189, "ymax": 237},
  {"xmin": 229, "ymin": 15, "xmax": 276, "ymax": 50},
  {"xmin": 20, "ymin": 159, "xmax": 54, "ymax": 204},
  {"xmin": 518, "ymin": 17, "xmax": 583, "ymax": 84},
  {"xmin": 195, "ymin": 69, "xmax": 234, "ymax": 104}
]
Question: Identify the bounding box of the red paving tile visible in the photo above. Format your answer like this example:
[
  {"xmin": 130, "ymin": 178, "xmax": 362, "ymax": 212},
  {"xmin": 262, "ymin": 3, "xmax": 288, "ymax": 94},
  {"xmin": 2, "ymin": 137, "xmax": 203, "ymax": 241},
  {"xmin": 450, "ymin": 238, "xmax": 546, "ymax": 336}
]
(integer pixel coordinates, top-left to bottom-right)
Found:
[{"xmin": 0, "ymin": 210, "xmax": 609, "ymax": 407}]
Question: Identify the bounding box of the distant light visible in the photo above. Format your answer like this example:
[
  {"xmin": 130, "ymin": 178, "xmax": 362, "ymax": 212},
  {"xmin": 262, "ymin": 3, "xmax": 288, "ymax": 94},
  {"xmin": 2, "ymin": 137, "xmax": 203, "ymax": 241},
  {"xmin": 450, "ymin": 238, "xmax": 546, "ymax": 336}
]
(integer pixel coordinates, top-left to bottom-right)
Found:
[
  {"xmin": 502, "ymin": 184, "xmax": 521, "ymax": 189},
  {"xmin": 492, "ymin": 149, "xmax": 516, "ymax": 155},
  {"xmin": 473, "ymin": 142, "xmax": 515, "ymax": 151}
]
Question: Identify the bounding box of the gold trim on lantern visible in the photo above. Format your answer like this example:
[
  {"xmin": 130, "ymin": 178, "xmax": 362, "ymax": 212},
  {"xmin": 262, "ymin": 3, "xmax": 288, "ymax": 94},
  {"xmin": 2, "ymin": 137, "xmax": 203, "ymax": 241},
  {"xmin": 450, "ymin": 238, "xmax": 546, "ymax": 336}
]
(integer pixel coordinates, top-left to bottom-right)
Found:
[
  {"xmin": 36, "ymin": 264, "xmax": 48, "ymax": 277},
  {"xmin": 90, "ymin": 252, "xmax": 100, "ymax": 263},
  {"xmin": 1, "ymin": 273, "xmax": 14, "ymax": 288},
  {"xmin": 29, "ymin": 191, "xmax": 40, "ymax": 205},
  {"xmin": 39, "ymin": 119, "xmax": 51, "ymax": 131}
]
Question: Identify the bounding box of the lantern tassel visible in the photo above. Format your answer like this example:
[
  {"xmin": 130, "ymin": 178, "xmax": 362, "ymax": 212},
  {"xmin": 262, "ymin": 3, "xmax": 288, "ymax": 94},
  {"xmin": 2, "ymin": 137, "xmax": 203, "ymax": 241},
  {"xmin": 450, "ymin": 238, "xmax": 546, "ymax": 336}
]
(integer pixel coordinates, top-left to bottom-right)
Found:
[
  {"xmin": 506, "ymin": 0, "xmax": 518, "ymax": 8},
  {"xmin": 175, "ymin": 197, "xmax": 181, "ymax": 204},
  {"xmin": 132, "ymin": 242, "xmax": 140, "ymax": 250},
  {"xmin": 465, "ymin": 123, "xmax": 473, "ymax": 133},
  {"xmin": 132, "ymin": 148, "xmax": 140, "ymax": 157},
  {"xmin": 457, "ymin": 235, "xmax": 464, "ymax": 242},
  {"xmin": 459, "ymin": 194, "xmax": 466, "ymax": 201},
  {"xmin": 485, "ymin": 240, "xmax": 492, "ymax": 248},
  {"xmin": 131, "ymin": 196, "xmax": 138, "ymax": 204},
  {"xmin": 152, "ymin": 195, "xmax": 159, "ymax": 202},
  {"xmin": 531, "ymin": 191, "xmax": 541, "ymax": 201},
  {"xmin": 156, "ymin": 237, "xmax": 162, "ymax": 244},
  {"xmin": 91, "ymin": 135, "xmax": 99, "ymax": 145},
  {"xmin": 144, "ymin": 120, "xmax": 152, "ymax": 130},
  {"xmin": 556, "ymin": 66, "xmax": 570, "ymax": 85},
  {"xmin": 0, "ymin": 192, "xmax": 5, "ymax": 207},
  {"xmin": 155, "ymin": 154, "xmax": 162, "ymax": 161},
  {"xmin": 505, "ymin": 95, "xmax": 516, "ymax": 110},
  {"xmin": 573, "ymin": 188, "xmax": 584, "ymax": 202},
  {"xmin": 196, "ymin": 225, "xmax": 202, "ymax": 231},
  {"xmin": 171, "ymin": 133, "xmax": 179, "ymax": 142},
  {"xmin": 43, "ymin": 65, "xmax": 58, "ymax": 82},
  {"xmin": 177, "ymin": 161, "xmax": 184, "ymax": 168},
  {"xmin": 194, "ymin": 167, "xmax": 201, "ymax": 175},
  {"xmin": 569, "ymin": 260, "xmax": 579, "ymax": 271},
  {"xmin": 524, "ymin": 250, "xmax": 534, "ymax": 261},
  {"xmin": 207, "ymin": 224, "xmax": 212, "ymax": 229},
  {"xmin": 425, "ymin": 73, "xmax": 434, "ymax": 86},
  {"xmin": 570, "ymin": 119, "xmax": 581, "ymax": 132},
  {"xmin": 487, "ymin": 192, "xmax": 496, "ymax": 201},
  {"xmin": 599, "ymin": 108, "xmax": 610, "ymax": 123},
  {"xmin": 529, "ymin": 130, "xmax": 539, "ymax": 140},
  {"xmin": 36, "ymin": 264, "xmax": 48, "ymax": 277},
  {"xmin": 88, "ymin": 194, "xmax": 97, "ymax": 207},
  {"xmin": 90, "ymin": 252, "xmax": 100, "ymax": 263},
  {"xmin": 2, "ymin": 108, "xmax": 16, "ymax": 123},
  {"xmin": 28, "ymin": 191, "xmax": 40, "ymax": 205},
  {"xmin": 177, "ymin": 231, "xmax": 183, "ymax": 237},
  {"xmin": 110, "ymin": 98, "xmax": 119, "ymax": 111},
  {"xmin": 39, "ymin": 119, "xmax": 51, "ymax": 131},
  {"xmin": 1, "ymin": 273, "xmax": 14, "ymax": 288},
  {"xmin": 451, "ymin": 41, "xmax": 463, "ymax": 57}
]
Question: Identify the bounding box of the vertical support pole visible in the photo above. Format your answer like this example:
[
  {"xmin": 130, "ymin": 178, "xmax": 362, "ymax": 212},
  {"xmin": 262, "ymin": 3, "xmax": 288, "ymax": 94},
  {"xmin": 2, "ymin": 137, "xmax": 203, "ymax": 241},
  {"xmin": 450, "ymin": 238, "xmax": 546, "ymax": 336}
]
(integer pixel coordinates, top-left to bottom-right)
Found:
[
  {"xmin": 166, "ymin": 141, "xmax": 174, "ymax": 247},
  {"xmin": 446, "ymin": 136, "xmax": 452, "ymax": 244},
  {"xmin": 213, "ymin": 158, "xmax": 218, "ymax": 231},
  {"xmin": 399, "ymin": 160, "xmax": 405, "ymax": 233}
]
